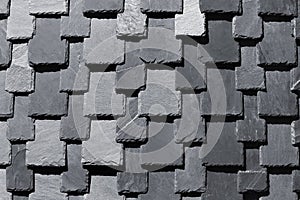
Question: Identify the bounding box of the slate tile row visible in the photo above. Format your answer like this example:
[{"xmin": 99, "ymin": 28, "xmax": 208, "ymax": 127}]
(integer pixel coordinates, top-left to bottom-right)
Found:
[{"xmin": 0, "ymin": 0, "xmax": 300, "ymax": 199}]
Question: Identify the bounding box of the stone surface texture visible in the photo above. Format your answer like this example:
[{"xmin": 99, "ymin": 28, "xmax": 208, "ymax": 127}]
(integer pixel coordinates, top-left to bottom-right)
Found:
[{"xmin": 1, "ymin": 0, "xmax": 299, "ymax": 199}]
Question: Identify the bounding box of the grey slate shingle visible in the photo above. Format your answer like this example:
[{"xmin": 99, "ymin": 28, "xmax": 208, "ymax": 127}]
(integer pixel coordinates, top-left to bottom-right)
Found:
[
  {"xmin": 140, "ymin": 0, "xmax": 182, "ymax": 13},
  {"xmin": 60, "ymin": 0, "xmax": 91, "ymax": 38},
  {"xmin": 6, "ymin": 144, "xmax": 33, "ymax": 192},
  {"xmin": 199, "ymin": 0, "xmax": 241, "ymax": 14},
  {"xmin": 61, "ymin": 144, "xmax": 89, "ymax": 193},
  {"xmin": 28, "ymin": 18, "xmax": 68, "ymax": 67},
  {"xmin": 7, "ymin": 96, "xmax": 34, "ymax": 141},
  {"xmin": 29, "ymin": 71, "xmax": 68, "ymax": 117},
  {"xmin": 233, "ymin": 0, "xmax": 262, "ymax": 40}
]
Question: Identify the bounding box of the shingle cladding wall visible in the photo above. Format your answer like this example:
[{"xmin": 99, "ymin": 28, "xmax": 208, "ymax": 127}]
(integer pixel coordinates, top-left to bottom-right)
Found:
[{"xmin": 0, "ymin": 0, "xmax": 299, "ymax": 199}]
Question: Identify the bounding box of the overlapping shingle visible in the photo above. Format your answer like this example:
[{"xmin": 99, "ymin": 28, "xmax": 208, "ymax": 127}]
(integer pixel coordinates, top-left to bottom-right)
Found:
[
  {"xmin": 5, "ymin": 44, "xmax": 34, "ymax": 93},
  {"xmin": 257, "ymin": 22, "xmax": 296, "ymax": 68},
  {"xmin": 116, "ymin": 0, "xmax": 147, "ymax": 37},
  {"xmin": 7, "ymin": 96, "xmax": 34, "ymax": 141},
  {"xmin": 260, "ymin": 124, "xmax": 299, "ymax": 167},
  {"xmin": 29, "ymin": 71, "xmax": 68, "ymax": 117},
  {"xmin": 7, "ymin": 0, "xmax": 34, "ymax": 40},
  {"xmin": 26, "ymin": 120, "xmax": 66, "ymax": 167},
  {"xmin": 28, "ymin": 18, "xmax": 68, "ymax": 67},
  {"xmin": 141, "ymin": 122, "xmax": 183, "ymax": 167},
  {"xmin": 233, "ymin": 0, "xmax": 262, "ymax": 40},
  {"xmin": 82, "ymin": 120, "xmax": 123, "ymax": 167},
  {"xmin": 1, "ymin": 0, "xmax": 300, "ymax": 199},
  {"xmin": 258, "ymin": 71, "xmax": 298, "ymax": 118},
  {"xmin": 29, "ymin": 0, "xmax": 68, "ymax": 15},
  {"xmin": 175, "ymin": 0, "xmax": 206, "ymax": 36},
  {"xmin": 60, "ymin": 0, "xmax": 90, "ymax": 38},
  {"xmin": 140, "ymin": 0, "xmax": 182, "ymax": 13},
  {"xmin": 83, "ymin": 19, "xmax": 125, "ymax": 65},
  {"xmin": 6, "ymin": 144, "xmax": 33, "ymax": 192}
]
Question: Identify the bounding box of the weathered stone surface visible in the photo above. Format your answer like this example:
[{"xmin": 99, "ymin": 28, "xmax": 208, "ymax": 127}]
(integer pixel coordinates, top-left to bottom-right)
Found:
[
  {"xmin": 84, "ymin": 176, "xmax": 123, "ymax": 200},
  {"xmin": 141, "ymin": 122, "xmax": 183, "ymax": 167},
  {"xmin": 13, "ymin": 195, "xmax": 29, "ymax": 200},
  {"xmin": 7, "ymin": 0, "xmax": 34, "ymax": 40},
  {"xmin": 258, "ymin": 71, "xmax": 298, "ymax": 118},
  {"xmin": 258, "ymin": 0, "xmax": 297, "ymax": 16},
  {"xmin": 0, "ymin": 71, "xmax": 14, "ymax": 117},
  {"xmin": 116, "ymin": 48, "xmax": 146, "ymax": 92},
  {"xmin": 6, "ymin": 144, "xmax": 33, "ymax": 192},
  {"xmin": 182, "ymin": 198, "xmax": 201, "ymax": 200},
  {"xmin": 83, "ymin": 19, "xmax": 124, "ymax": 65},
  {"xmin": 61, "ymin": 0, "xmax": 90, "ymax": 38},
  {"xmin": 29, "ymin": 71, "xmax": 68, "ymax": 117},
  {"xmin": 245, "ymin": 149, "xmax": 263, "ymax": 171},
  {"xmin": 0, "ymin": 170, "xmax": 11, "ymax": 199},
  {"xmin": 60, "ymin": 95, "xmax": 90, "ymax": 141},
  {"xmin": 117, "ymin": 172, "xmax": 148, "ymax": 194},
  {"xmin": 116, "ymin": 97, "xmax": 147, "ymax": 143},
  {"xmin": 260, "ymin": 124, "xmax": 299, "ymax": 167},
  {"xmin": 138, "ymin": 70, "xmax": 181, "ymax": 117},
  {"xmin": 82, "ymin": 120, "xmax": 123, "ymax": 167},
  {"xmin": 61, "ymin": 144, "xmax": 89, "ymax": 193},
  {"xmin": 127, "ymin": 18, "xmax": 182, "ymax": 64},
  {"xmin": 257, "ymin": 22, "xmax": 296, "ymax": 67},
  {"xmin": 28, "ymin": 18, "xmax": 68, "ymax": 66},
  {"xmin": 176, "ymin": 43, "xmax": 206, "ymax": 91},
  {"xmin": 139, "ymin": 172, "xmax": 180, "ymax": 200},
  {"xmin": 261, "ymin": 175, "xmax": 297, "ymax": 200},
  {"xmin": 292, "ymin": 115, "xmax": 300, "ymax": 146},
  {"xmin": 29, "ymin": 174, "xmax": 67, "ymax": 200},
  {"xmin": 0, "ymin": 20, "xmax": 11, "ymax": 68},
  {"xmin": 237, "ymin": 170, "xmax": 268, "ymax": 193},
  {"xmin": 200, "ymin": 0, "xmax": 241, "ymax": 13},
  {"xmin": 293, "ymin": 170, "xmax": 300, "ymax": 192},
  {"xmin": 140, "ymin": 0, "xmax": 182, "ymax": 13},
  {"xmin": 174, "ymin": 94, "xmax": 205, "ymax": 144},
  {"xmin": 0, "ymin": 0, "xmax": 9, "ymax": 16},
  {"xmin": 60, "ymin": 42, "xmax": 89, "ymax": 92},
  {"xmin": 200, "ymin": 172, "xmax": 243, "ymax": 200},
  {"xmin": 175, "ymin": 0, "xmax": 206, "ymax": 36},
  {"xmin": 116, "ymin": 0, "xmax": 147, "ymax": 37},
  {"xmin": 26, "ymin": 120, "xmax": 66, "ymax": 167},
  {"xmin": 125, "ymin": 147, "xmax": 146, "ymax": 173},
  {"xmin": 83, "ymin": 0, "xmax": 124, "ymax": 14},
  {"xmin": 290, "ymin": 47, "xmax": 300, "ymax": 92},
  {"xmin": 175, "ymin": 147, "xmax": 206, "ymax": 194},
  {"xmin": 68, "ymin": 196, "xmax": 84, "ymax": 200},
  {"xmin": 236, "ymin": 95, "xmax": 266, "ymax": 143},
  {"xmin": 202, "ymin": 20, "xmax": 240, "ymax": 65},
  {"xmin": 7, "ymin": 96, "xmax": 34, "ymax": 141},
  {"xmin": 202, "ymin": 68, "xmax": 243, "ymax": 116},
  {"xmin": 116, "ymin": 64, "xmax": 146, "ymax": 92},
  {"xmin": 0, "ymin": 122, "xmax": 11, "ymax": 166},
  {"xmin": 233, "ymin": 0, "xmax": 262, "ymax": 40},
  {"xmin": 203, "ymin": 122, "xmax": 244, "ymax": 166},
  {"xmin": 83, "ymin": 72, "xmax": 125, "ymax": 117},
  {"xmin": 235, "ymin": 47, "xmax": 265, "ymax": 90},
  {"xmin": 29, "ymin": 0, "xmax": 68, "ymax": 15},
  {"xmin": 5, "ymin": 44, "xmax": 34, "ymax": 93}
]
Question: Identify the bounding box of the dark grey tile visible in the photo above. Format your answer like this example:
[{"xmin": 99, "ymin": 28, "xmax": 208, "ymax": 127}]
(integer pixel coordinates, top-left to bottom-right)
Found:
[
  {"xmin": 6, "ymin": 144, "xmax": 33, "ymax": 192},
  {"xmin": 29, "ymin": 71, "xmax": 68, "ymax": 117},
  {"xmin": 28, "ymin": 18, "xmax": 68, "ymax": 67}
]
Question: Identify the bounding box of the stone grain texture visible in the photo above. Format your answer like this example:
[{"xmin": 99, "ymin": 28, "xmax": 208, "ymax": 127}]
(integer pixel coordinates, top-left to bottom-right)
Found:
[
  {"xmin": 5, "ymin": 44, "xmax": 34, "ymax": 93},
  {"xmin": 7, "ymin": 0, "xmax": 34, "ymax": 40},
  {"xmin": 28, "ymin": 18, "xmax": 68, "ymax": 67},
  {"xmin": 29, "ymin": 0, "xmax": 68, "ymax": 15},
  {"xmin": 1, "ymin": 0, "xmax": 300, "ymax": 199},
  {"xmin": 26, "ymin": 120, "xmax": 66, "ymax": 167}
]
